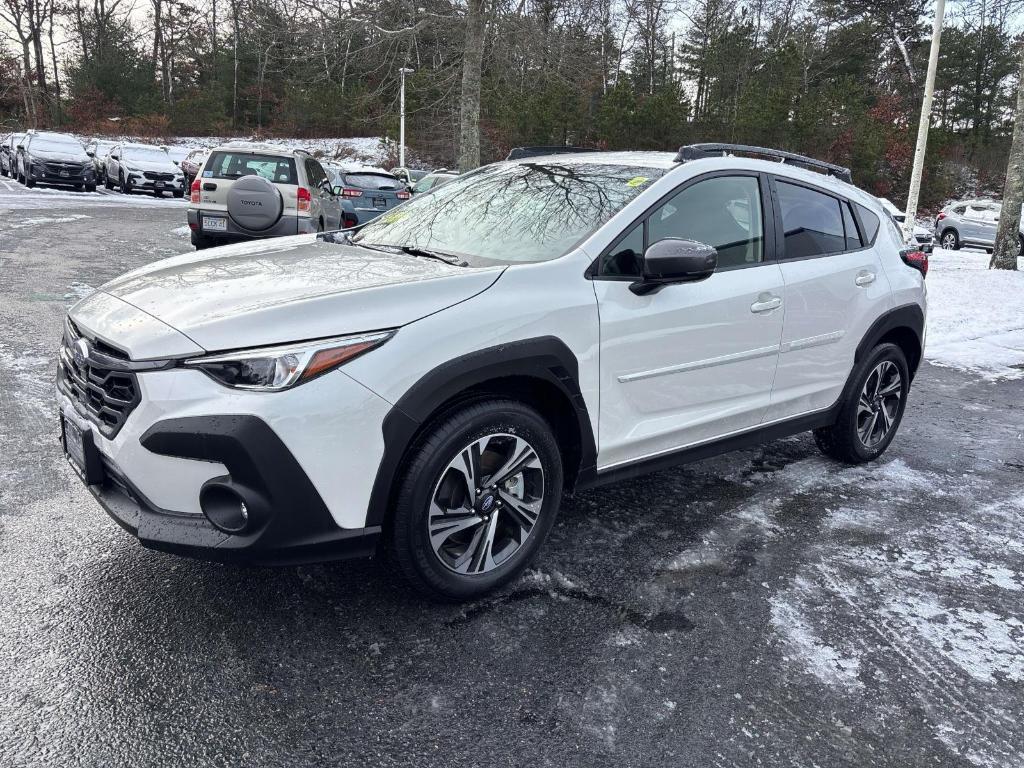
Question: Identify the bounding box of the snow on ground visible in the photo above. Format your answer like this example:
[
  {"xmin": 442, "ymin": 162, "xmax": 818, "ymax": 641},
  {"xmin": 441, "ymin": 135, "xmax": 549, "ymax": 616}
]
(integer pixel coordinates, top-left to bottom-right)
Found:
[
  {"xmin": 0, "ymin": 178, "xmax": 185, "ymax": 212},
  {"xmin": 926, "ymin": 247, "xmax": 1024, "ymax": 379},
  {"xmin": 85, "ymin": 135, "xmax": 393, "ymax": 166}
]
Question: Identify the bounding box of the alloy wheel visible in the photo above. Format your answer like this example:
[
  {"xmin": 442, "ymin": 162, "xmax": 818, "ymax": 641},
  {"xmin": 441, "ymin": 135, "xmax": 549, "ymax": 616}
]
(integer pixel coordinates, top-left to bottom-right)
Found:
[
  {"xmin": 427, "ymin": 433, "xmax": 545, "ymax": 575},
  {"xmin": 942, "ymin": 232, "xmax": 956, "ymax": 249},
  {"xmin": 856, "ymin": 360, "xmax": 902, "ymax": 448}
]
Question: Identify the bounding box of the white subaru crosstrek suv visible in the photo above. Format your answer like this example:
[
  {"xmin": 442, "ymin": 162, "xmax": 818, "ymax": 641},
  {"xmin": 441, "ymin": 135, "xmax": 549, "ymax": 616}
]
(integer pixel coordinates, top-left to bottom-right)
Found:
[{"xmin": 57, "ymin": 144, "xmax": 928, "ymax": 601}]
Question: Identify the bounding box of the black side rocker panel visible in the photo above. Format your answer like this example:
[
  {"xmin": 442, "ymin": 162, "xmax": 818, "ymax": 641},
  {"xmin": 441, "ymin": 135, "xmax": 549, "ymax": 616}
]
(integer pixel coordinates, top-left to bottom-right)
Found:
[{"xmin": 366, "ymin": 336, "xmax": 598, "ymax": 527}]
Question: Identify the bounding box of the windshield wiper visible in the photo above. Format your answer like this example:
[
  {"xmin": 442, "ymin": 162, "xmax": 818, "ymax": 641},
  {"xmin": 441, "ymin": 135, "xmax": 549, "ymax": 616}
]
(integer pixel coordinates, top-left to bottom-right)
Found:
[{"xmin": 397, "ymin": 246, "xmax": 468, "ymax": 267}]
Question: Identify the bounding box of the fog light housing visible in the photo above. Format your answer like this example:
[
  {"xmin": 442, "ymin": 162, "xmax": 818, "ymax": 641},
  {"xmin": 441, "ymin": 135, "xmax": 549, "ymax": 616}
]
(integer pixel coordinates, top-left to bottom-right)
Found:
[{"xmin": 200, "ymin": 482, "xmax": 252, "ymax": 533}]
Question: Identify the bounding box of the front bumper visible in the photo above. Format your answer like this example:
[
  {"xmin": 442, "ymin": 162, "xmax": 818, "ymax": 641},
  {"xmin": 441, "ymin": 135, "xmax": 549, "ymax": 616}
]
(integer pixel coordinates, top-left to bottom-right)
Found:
[
  {"xmin": 33, "ymin": 169, "xmax": 94, "ymax": 186},
  {"xmin": 57, "ymin": 362, "xmax": 392, "ymax": 563},
  {"xmin": 129, "ymin": 176, "xmax": 184, "ymax": 193}
]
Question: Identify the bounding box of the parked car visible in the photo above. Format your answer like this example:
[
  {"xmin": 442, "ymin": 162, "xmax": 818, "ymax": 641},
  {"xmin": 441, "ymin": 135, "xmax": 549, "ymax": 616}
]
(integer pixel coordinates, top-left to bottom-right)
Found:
[
  {"xmin": 16, "ymin": 131, "xmax": 96, "ymax": 191},
  {"xmin": 163, "ymin": 146, "xmax": 189, "ymax": 168},
  {"xmin": 179, "ymin": 148, "xmax": 209, "ymax": 188},
  {"xmin": 410, "ymin": 170, "xmax": 458, "ymax": 195},
  {"xmin": 877, "ymin": 197, "xmax": 933, "ymax": 253},
  {"xmin": 84, "ymin": 138, "xmax": 118, "ymax": 184},
  {"xmin": 58, "ymin": 143, "xmax": 926, "ymax": 600},
  {"xmin": 0, "ymin": 132, "xmax": 25, "ymax": 178},
  {"xmin": 187, "ymin": 142, "xmax": 343, "ymax": 249},
  {"xmin": 333, "ymin": 169, "xmax": 411, "ymax": 227},
  {"xmin": 105, "ymin": 142, "xmax": 186, "ymax": 197},
  {"xmin": 933, "ymin": 198, "xmax": 1024, "ymax": 252},
  {"xmin": 390, "ymin": 167, "xmax": 430, "ymax": 186}
]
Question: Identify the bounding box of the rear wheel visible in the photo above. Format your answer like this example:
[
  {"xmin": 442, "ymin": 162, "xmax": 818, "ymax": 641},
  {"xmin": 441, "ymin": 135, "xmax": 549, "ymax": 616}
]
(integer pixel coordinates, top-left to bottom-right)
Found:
[
  {"xmin": 940, "ymin": 229, "xmax": 959, "ymax": 250},
  {"xmin": 390, "ymin": 400, "xmax": 563, "ymax": 601},
  {"xmin": 815, "ymin": 343, "xmax": 910, "ymax": 464}
]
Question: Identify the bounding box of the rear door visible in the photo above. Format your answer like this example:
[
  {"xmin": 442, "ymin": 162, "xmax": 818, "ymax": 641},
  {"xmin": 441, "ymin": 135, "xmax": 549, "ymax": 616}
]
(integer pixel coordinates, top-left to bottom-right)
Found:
[
  {"xmin": 594, "ymin": 172, "xmax": 786, "ymax": 469},
  {"xmin": 764, "ymin": 177, "xmax": 893, "ymax": 420}
]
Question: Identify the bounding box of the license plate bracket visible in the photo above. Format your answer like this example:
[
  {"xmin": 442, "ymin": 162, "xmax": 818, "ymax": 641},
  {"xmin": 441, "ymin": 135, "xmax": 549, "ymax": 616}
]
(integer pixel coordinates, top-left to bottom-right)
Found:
[{"xmin": 61, "ymin": 414, "xmax": 104, "ymax": 486}]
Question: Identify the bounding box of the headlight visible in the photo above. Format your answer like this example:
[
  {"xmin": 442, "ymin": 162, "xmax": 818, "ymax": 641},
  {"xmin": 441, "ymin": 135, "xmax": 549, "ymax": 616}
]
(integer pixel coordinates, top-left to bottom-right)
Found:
[{"xmin": 184, "ymin": 331, "xmax": 394, "ymax": 391}]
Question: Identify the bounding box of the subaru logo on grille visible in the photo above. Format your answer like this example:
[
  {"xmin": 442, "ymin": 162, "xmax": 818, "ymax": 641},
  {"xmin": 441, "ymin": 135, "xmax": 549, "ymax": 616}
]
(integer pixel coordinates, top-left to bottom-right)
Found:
[{"xmin": 73, "ymin": 338, "xmax": 90, "ymax": 366}]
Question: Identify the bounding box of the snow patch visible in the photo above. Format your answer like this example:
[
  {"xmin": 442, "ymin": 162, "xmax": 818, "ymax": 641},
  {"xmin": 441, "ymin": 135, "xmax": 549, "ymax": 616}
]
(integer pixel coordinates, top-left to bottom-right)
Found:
[
  {"xmin": 770, "ymin": 594, "xmax": 863, "ymax": 690},
  {"xmin": 926, "ymin": 248, "xmax": 1024, "ymax": 379},
  {"xmin": 8, "ymin": 214, "xmax": 91, "ymax": 228}
]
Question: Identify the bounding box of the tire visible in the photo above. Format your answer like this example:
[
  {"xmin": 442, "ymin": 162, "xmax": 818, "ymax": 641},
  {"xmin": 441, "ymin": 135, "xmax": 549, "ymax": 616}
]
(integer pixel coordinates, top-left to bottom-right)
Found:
[
  {"xmin": 317, "ymin": 218, "xmax": 325, "ymax": 233},
  {"xmin": 104, "ymin": 174, "xmax": 114, "ymax": 190},
  {"xmin": 24, "ymin": 171, "xmax": 35, "ymax": 188},
  {"xmin": 173, "ymin": 190, "xmax": 184, "ymax": 199},
  {"xmin": 1, "ymin": 164, "xmax": 7, "ymax": 178},
  {"xmin": 190, "ymin": 230, "xmax": 215, "ymax": 250},
  {"xmin": 74, "ymin": 184, "xmax": 84, "ymax": 192},
  {"xmin": 390, "ymin": 399, "xmax": 564, "ymax": 601},
  {"xmin": 85, "ymin": 183, "xmax": 96, "ymax": 193},
  {"xmin": 814, "ymin": 343, "xmax": 910, "ymax": 464},
  {"xmin": 940, "ymin": 229, "xmax": 960, "ymax": 250}
]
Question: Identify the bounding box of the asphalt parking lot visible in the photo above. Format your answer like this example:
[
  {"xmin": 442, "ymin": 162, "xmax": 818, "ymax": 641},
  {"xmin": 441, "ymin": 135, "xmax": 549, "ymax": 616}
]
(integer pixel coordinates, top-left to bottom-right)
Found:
[{"xmin": 2, "ymin": 180, "xmax": 1023, "ymax": 767}]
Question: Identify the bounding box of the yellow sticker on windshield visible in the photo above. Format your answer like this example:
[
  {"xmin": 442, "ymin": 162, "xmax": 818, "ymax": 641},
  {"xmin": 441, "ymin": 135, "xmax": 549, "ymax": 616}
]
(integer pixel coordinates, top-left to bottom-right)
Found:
[
  {"xmin": 380, "ymin": 211, "xmax": 407, "ymax": 224},
  {"xmin": 626, "ymin": 176, "xmax": 650, "ymax": 188}
]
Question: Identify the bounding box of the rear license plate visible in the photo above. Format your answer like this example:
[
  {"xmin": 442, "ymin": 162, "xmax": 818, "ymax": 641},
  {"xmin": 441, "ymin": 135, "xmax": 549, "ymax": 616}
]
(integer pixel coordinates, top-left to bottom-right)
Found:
[
  {"xmin": 374, "ymin": 197, "xmax": 387, "ymax": 208},
  {"xmin": 202, "ymin": 216, "xmax": 227, "ymax": 232}
]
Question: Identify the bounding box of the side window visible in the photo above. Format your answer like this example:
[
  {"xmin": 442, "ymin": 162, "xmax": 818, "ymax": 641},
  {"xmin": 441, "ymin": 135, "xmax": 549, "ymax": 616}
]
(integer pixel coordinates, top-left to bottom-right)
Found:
[
  {"xmin": 953, "ymin": 205, "xmax": 966, "ymax": 215},
  {"xmin": 599, "ymin": 223, "xmax": 644, "ymax": 277},
  {"xmin": 647, "ymin": 175, "xmax": 764, "ymax": 269},
  {"xmin": 842, "ymin": 202, "xmax": 862, "ymax": 250},
  {"xmin": 776, "ymin": 180, "xmax": 845, "ymax": 258},
  {"xmin": 855, "ymin": 204, "xmax": 880, "ymax": 244}
]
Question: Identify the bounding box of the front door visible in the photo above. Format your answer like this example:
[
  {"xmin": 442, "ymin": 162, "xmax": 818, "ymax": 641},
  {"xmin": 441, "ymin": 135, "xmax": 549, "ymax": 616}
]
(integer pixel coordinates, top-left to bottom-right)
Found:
[{"xmin": 594, "ymin": 173, "xmax": 785, "ymax": 470}]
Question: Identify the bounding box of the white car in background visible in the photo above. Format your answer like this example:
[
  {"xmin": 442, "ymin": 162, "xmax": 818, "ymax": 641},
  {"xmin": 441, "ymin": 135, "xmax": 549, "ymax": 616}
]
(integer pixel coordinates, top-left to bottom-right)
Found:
[
  {"xmin": 878, "ymin": 197, "xmax": 933, "ymax": 253},
  {"xmin": 105, "ymin": 142, "xmax": 186, "ymax": 197}
]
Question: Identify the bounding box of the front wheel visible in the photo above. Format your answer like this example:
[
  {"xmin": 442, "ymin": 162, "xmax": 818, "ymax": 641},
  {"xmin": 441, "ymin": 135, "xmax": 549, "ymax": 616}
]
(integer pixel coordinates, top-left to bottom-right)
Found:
[
  {"xmin": 85, "ymin": 183, "xmax": 96, "ymax": 193},
  {"xmin": 24, "ymin": 172, "xmax": 35, "ymax": 188},
  {"xmin": 390, "ymin": 400, "xmax": 563, "ymax": 601},
  {"xmin": 815, "ymin": 343, "xmax": 910, "ymax": 464}
]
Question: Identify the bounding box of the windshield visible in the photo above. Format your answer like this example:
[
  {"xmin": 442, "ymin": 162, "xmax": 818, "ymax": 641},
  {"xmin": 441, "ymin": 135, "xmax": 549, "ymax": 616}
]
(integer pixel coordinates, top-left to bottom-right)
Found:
[
  {"xmin": 354, "ymin": 161, "xmax": 665, "ymax": 265},
  {"xmin": 29, "ymin": 135, "xmax": 83, "ymax": 154},
  {"xmin": 123, "ymin": 146, "xmax": 173, "ymax": 163}
]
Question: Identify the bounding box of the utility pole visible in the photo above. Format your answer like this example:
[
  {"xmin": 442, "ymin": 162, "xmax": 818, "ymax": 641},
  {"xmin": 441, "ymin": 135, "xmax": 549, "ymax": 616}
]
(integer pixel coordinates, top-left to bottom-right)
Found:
[
  {"xmin": 398, "ymin": 67, "xmax": 414, "ymax": 169},
  {"xmin": 904, "ymin": 0, "xmax": 946, "ymax": 241}
]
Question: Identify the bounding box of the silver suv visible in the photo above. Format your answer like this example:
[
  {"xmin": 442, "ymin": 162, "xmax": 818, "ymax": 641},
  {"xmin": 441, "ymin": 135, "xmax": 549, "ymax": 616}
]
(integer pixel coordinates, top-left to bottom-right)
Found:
[
  {"xmin": 187, "ymin": 142, "xmax": 344, "ymax": 250},
  {"xmin": 933, "ymin": 198, "xmax": 1024, "ymax": 251}
]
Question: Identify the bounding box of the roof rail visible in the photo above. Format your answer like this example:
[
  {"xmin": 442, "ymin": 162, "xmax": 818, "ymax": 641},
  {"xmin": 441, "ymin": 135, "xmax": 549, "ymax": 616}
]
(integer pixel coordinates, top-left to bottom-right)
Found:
[
  {"xmin": 675, "ymin": 143, "xmax": 852, "ymax": 184},
  {"xmin": 506, "ymin": 145, "xmax": 600, "ymax": 161}
]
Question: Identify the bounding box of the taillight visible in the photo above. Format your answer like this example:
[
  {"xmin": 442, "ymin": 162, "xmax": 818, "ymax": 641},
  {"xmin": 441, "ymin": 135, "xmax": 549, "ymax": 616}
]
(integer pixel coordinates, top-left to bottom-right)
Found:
[
  {"xmin": 900, "ymin": 248, "xmax": 928, "ymax": 278},
  {"xmin": 297, "ymin": 187, "xmax": 311, "ymax": 213},
  {"xmin": 341, "ymin": 188, "xmax": 362, "ymax": 198},
  {"xmin": 190, "ymin": 178, "xmax": 200, "ymax": 204},
  {"xmin": 936, "ymin": 212, "xmax": 946, "ymax": 221},
  {"xmin": 396, "ymin": 190, "xmax": 410, "ymax": 200}
]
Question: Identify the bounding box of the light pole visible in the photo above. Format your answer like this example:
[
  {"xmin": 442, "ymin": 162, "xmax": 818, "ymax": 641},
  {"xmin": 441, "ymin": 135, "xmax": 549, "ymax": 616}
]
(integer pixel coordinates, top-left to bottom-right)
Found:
[
  {"xmin": 399, "ymin": 67, "xmax": 414, "ymax": 169},
  {"xmin": 904, "ymin": 0, "xmax": 946, "ymax": 241}
]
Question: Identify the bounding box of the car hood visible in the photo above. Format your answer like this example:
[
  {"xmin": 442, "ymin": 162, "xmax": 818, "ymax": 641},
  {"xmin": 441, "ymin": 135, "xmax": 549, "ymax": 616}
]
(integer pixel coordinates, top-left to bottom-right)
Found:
[
  {"xmin": 122, "ymin": 158, "xmax": 180, "ymax": 173},
  {"xmin": 93, "ymin": 235, "xmax": 503, "ymax": 353},
  {"xmin": 29, "ymin": 149, "xmax": 91, "ymax": 163}
]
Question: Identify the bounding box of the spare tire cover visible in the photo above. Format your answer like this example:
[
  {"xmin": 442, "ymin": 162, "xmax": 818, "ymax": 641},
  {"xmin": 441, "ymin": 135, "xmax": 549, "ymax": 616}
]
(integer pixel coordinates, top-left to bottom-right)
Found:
[{"xmin": 226, "ymin": 174, "xmax": 284, "ymax": 232}]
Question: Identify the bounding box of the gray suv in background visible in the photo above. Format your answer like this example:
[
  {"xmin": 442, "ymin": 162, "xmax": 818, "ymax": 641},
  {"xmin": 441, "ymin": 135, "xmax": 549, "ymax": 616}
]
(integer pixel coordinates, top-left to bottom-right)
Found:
[
  {"xmin": 934, "ymin": 198, "xmax": 1024, "ymax": 251},
  {"xmin": 187, "ymin": 142, "xmax": 343, "ymax": 249}
]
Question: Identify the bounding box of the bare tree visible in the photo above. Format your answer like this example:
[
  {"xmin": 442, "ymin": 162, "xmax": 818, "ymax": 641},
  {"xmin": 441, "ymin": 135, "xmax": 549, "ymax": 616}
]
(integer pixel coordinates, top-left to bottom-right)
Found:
[{"xmin": 457, "ymin": 0, "xmax": 486, "ymax": 171}]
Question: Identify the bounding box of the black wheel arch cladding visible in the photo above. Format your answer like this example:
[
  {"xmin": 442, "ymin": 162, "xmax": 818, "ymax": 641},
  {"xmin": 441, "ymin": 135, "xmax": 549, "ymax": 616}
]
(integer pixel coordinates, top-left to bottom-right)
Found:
[
  {"xmin": 366, "ymin": 336, "xmax": 597, "ymax": 528},
  {"xmin": 855, "ymin": 303, "xmax": 924, "ymax": 380}
]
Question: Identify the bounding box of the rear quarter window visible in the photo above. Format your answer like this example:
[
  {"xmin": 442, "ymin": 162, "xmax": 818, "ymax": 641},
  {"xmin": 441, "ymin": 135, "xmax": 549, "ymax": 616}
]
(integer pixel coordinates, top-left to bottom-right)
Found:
[
  {"xmin": 855, "ymin": 204, "xmax": 881, "ymax": 244},
  {"xmin": 204, "ymin": 152, "xmax": 297, "ymax": 184}
]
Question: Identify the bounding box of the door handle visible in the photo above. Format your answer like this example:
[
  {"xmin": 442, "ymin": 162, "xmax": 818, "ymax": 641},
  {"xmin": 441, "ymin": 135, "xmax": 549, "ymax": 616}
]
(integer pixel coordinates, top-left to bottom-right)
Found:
[
  {"xmin": 750, "ymin": 294, "xmax": 782, "ymax": 313},
  {"xmin": 855, "ymin": 271, "xmax": 876, "ymax": 287}
]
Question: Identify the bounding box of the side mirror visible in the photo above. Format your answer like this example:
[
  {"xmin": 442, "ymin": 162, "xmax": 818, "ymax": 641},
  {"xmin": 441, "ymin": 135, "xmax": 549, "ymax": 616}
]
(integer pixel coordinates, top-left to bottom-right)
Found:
[
  {"xmin": 332, "ymin": 184, "xmax": 343, "ymax": 196},
  {"xmin": 110, "ymin": 153, "xmax": 119, "ymax": 161},
  {"xmin": 86, "ymin": 150, "xmax": 95, "ymax": 157},
  {"xmin": 630, "ymin": 238, "xmax": 717, "ymax": 296}
]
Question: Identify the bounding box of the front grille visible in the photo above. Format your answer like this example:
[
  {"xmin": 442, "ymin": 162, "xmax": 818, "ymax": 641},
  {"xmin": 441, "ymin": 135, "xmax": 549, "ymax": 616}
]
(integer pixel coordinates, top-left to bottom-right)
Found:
[
  {"xmin": 143, "ymin": 171, "xmax": 175, "ymax": 182},
  {"xmin": 57, "ymin": 327, "xmax": 140, "ymax": 438},
  {"xmin": 44, "ymin": 162, "xmax": 86, "ymax": 176}
]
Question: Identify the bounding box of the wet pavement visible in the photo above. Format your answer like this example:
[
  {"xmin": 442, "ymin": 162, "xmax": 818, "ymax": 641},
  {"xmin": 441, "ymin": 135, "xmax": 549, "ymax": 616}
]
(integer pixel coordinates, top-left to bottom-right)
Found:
[{"xmin": 1, "ymin": 183, "xmax": 1023, "ymax": 767}]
